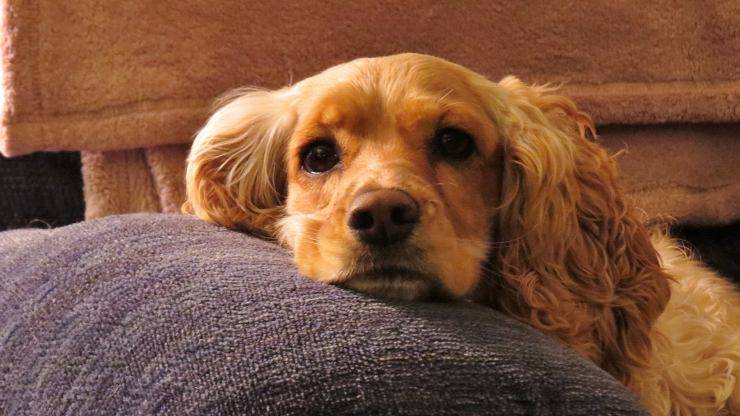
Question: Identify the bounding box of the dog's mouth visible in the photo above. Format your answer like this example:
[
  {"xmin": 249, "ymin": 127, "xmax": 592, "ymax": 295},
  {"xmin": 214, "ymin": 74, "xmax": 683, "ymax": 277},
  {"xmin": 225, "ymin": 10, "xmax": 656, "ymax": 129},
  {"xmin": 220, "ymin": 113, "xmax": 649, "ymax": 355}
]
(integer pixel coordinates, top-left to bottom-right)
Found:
[{"xmin": 339, "ymin": 266, "xmax": 450, "ymax": 301}]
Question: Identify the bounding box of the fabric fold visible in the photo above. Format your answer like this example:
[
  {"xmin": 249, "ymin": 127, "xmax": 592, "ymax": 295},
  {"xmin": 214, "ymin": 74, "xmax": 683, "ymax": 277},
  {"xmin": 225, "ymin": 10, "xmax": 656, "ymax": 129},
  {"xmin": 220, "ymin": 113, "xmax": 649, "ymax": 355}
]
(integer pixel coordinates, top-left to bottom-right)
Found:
[
  {"xmin": 145, "ymin": 144, "xmax": 189, "ymax": 214},
  {"xmin": 81, "ymin": 149, "xmax": 160, "ymax": 219}
]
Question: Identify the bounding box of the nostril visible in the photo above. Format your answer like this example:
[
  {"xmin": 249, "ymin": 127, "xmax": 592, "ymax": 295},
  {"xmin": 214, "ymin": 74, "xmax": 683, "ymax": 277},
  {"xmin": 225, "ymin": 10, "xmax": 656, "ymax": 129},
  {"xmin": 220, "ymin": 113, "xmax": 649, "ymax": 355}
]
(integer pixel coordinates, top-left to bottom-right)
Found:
[
  {"xmin": 390, "ymin": 205, "xmax": 417, "ymax": 226},
  {"xmin": 349, "ymin": 210, "xmax": 374, "ymax": 231}
]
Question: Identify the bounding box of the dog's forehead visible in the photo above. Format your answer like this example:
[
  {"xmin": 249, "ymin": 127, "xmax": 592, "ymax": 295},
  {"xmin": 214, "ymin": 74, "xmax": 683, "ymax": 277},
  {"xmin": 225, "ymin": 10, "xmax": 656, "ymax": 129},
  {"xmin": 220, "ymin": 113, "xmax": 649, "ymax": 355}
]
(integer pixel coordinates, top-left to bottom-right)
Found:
[
  {"xmin": 295, "ymin": 56, "xmax": 486, "ymax": 135},
  {"xmin": 311, "ymin": 53, "xmax": 475, "ymax": 89},
  {"xmin": 314, "ymin": 89, "xmax": 446, "ymax": 136}
]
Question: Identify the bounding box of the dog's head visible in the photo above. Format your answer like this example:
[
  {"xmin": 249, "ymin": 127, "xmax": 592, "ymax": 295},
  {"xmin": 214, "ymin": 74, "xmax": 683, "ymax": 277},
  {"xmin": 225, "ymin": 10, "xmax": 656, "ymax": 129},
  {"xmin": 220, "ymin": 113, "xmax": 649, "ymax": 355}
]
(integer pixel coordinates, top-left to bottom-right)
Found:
[
  {"xmin": 187, "ymin": 54, "xmax": 504, "ymax": 300},
  {"xmin": 185, "ymin": 53, "xmax": 670, "ymax": 381}
]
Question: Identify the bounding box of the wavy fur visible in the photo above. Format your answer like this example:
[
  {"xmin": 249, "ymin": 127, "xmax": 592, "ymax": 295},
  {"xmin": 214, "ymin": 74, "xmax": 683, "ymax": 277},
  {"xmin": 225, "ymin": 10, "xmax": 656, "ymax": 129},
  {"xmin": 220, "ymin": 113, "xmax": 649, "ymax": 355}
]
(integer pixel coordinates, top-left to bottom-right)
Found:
[
  {"xmin": 476, "ymin": 76, "xmax": 672, "ymax": 382},
  {"xmin": 184, "ymin": 88, "xmax": 297, "ymax": 235}
]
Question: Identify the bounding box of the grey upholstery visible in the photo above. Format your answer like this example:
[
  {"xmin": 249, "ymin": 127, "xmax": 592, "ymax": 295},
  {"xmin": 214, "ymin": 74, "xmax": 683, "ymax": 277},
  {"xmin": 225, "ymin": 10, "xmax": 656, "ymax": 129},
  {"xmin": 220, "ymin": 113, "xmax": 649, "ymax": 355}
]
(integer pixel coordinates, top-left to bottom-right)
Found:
[{"xmin": 0, "ymin": 214, "xmax": 646, "ymax": 415}]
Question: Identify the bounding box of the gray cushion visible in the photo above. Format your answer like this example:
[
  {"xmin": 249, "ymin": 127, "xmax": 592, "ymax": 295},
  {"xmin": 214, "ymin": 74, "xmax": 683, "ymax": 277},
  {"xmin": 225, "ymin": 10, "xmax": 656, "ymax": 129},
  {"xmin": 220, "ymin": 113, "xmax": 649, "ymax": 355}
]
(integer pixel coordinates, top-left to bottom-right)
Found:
[{"xmin": 0, "ymin": 214, "xmax": 646, "ymax": 415}]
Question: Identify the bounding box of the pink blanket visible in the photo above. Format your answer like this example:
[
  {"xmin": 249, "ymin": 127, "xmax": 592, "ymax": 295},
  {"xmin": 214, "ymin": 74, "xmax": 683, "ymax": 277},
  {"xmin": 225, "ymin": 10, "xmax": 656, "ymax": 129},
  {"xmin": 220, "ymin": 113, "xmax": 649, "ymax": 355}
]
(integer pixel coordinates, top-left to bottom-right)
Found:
[{"xmin": 2, "ymin": 1, "xmax": 738, "ymax": 224}]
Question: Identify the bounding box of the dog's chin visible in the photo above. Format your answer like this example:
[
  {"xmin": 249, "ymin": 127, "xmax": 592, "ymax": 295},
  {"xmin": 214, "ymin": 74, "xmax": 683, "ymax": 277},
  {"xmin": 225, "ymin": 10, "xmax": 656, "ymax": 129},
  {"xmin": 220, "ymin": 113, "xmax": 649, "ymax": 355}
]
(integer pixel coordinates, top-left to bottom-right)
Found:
[{"xmin": 340, "ymin": 268, "xmax": 450, "ymax": 301}]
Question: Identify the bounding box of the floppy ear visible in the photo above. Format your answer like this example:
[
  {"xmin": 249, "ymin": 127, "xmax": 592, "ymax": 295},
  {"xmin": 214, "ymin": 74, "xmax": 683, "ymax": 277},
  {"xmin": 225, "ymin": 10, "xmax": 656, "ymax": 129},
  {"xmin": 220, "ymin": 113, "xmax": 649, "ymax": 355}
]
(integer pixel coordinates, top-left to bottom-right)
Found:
[
  {"xmin": 477, "ymin": 77, "xmax": 671, "ymax": 385},
  {"xmin": 184, "ymin": 88, "xmax": 297, "ymax": 236}
]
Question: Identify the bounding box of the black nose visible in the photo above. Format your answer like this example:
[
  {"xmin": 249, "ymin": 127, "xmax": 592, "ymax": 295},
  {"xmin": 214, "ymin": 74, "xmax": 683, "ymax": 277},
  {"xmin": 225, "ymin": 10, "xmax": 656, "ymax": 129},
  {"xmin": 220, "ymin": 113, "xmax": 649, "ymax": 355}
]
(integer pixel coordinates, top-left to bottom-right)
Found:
[{"xmin": 347, "ymin": 189, "xmax": 420, "ymax": 246}]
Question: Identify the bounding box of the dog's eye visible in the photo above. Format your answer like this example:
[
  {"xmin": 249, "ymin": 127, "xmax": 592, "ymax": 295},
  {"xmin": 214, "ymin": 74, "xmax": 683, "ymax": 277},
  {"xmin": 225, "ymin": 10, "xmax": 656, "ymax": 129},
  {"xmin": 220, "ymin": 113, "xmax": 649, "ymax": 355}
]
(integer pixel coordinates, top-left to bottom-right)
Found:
[
  {"xmin": 432, "ymin": 128, "xmax": 476, "ymax": 160},
  {"xmin": 301, "ymin": 140, "xmax": 340, "ymax": 174}
]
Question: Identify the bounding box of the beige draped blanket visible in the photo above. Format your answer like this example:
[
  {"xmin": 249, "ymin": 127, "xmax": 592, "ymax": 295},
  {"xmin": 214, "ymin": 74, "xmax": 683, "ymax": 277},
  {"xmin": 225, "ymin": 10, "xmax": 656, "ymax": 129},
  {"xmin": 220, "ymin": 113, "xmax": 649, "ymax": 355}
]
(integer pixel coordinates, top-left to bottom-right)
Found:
[{"xmin": 2, "ymin": 1, "xmax": 739, "ymax": 224}]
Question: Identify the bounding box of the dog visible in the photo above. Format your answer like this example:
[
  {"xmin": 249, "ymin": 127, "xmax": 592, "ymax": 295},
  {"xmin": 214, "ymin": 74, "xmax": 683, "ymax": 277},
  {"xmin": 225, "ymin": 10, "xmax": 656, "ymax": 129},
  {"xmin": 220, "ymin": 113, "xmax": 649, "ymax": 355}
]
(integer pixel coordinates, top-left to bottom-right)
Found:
[{"xmin": 184, "ymin": 53, "xmax": 739, "ymax": 415}]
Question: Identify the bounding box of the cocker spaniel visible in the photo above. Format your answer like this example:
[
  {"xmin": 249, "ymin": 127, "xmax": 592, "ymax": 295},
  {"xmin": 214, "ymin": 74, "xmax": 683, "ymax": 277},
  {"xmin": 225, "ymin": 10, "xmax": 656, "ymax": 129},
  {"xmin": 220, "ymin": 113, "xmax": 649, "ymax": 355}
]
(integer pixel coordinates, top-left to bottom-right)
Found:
[{"xmin": 184, "ymin": 53, "xmax": 739, "ymax": 415}]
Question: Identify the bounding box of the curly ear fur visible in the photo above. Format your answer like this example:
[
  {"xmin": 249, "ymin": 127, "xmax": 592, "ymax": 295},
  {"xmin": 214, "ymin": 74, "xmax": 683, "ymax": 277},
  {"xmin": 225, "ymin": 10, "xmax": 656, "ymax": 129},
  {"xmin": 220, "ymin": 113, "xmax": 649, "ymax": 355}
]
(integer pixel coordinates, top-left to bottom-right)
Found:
[
  {"xmin": 184, "ymin": 89, "xmax": 297, "ymax": 236},
  {"xmin": 478, "ymin": 77, "xmax": 672, "ymax": 384}
]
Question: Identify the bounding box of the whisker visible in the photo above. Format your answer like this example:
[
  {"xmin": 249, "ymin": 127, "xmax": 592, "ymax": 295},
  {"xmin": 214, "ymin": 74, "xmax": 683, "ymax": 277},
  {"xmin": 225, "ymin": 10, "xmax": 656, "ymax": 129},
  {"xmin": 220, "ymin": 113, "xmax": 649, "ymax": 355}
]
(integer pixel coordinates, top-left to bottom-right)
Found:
[
  {"xmin": 438, "ymin": 235, "xmax": 525, "ymax": 250},
  {"xmin": 437, "ymin": 88, "xmax": 454, "ymax": 103},
  {"xmin": 432, "ymin": 181, "xmax": 463, "ymax": 189}
]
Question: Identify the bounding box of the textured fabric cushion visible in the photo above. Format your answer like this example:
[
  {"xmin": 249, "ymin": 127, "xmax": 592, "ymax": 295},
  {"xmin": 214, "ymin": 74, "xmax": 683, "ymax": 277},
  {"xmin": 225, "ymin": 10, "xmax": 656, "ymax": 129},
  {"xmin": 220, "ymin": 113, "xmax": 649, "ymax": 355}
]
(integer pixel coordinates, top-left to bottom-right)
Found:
[{"xmin": 0, "ymin": 214, "xmax": 646, "ymax": 415}]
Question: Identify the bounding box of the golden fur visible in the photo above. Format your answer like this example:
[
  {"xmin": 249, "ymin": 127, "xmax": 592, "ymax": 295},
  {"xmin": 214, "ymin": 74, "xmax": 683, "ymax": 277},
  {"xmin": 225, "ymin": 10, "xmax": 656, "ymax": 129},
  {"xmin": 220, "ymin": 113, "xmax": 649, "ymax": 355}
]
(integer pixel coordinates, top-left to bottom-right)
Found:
[{"xmin": 184, "ymin": 53, "xmax": 739, "ymax": 415}]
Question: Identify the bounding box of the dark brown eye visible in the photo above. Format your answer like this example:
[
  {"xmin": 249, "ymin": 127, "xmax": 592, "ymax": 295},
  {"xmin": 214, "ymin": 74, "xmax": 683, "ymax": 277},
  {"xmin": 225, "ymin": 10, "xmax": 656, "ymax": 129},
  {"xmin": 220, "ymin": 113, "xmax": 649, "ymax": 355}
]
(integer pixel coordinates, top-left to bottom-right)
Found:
[
  {"xmin": 433, "ymin": 127, "xmax": 476, "ymax": 160},
  {"xmin": 301, "ymin": 140, "xmax": 340, "ymax": 174}
]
